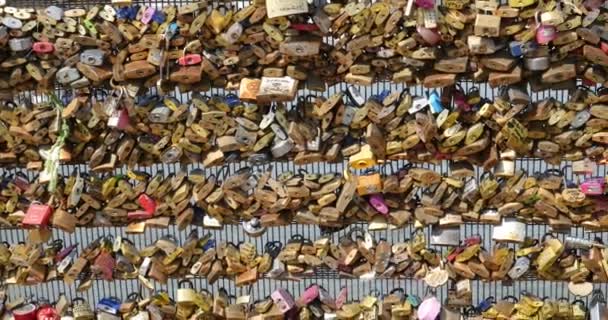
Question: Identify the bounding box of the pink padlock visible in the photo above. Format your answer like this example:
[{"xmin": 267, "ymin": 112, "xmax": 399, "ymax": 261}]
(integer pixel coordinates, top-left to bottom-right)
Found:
[
  {"xmin": 418, "ymin": 295, "xmax": 441, "ymax": 320},
  {"xmin": 580, "ymin": 177, "xmax": 605, "ymax": 196},
  {"xmin": 417, "ymin": 26, "xmax": 440, "ymax": 46},
  {"xmin": 453, "ymin": 88, "xmax": 471, "ymax": 111},
  {"xmin": 32, "ymin": 42, "xmax": 54, "ymax": 54},
  {"xmin": 299, "ymin": 285, "xmax": 319, "ymax": 305},
  {"xmin": 369, "ymin": 194, "xmax": 389, "ymax": 215},
  {"xmin": 141, "ymin": 7, "xmax": 155, "ymax": 25},
  {"xmin": 335, "ymin": 286, "xmax": 348, "ymax": 309},
  {"xmin": 415, "ymin": 0, "xmax": 435, "ymax": 9},
  {"xmin": 178, "ymin": 54, "xmax": 202, "ymax": 66},
  {"xmin": 271, "ymin": 288, "xmax": 296, "ymax": 313},
  {"xmin": 535, "ymin": 13, "xmax": 556, "ymax": 45},
  {"xmin": 128, "ymin": 210, "xmax": 153, "ymax": 220}
]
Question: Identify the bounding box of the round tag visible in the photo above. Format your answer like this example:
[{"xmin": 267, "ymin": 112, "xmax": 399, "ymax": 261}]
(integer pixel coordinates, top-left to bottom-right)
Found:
[
  {"xmin": 568, "ymin": 281, "xmax": 593, "ymax": 297},
  {"xmin": 424, "ymin": 267, "xmax": 448, "ymax": 287},
  {"xmin": 2, "ymin": 16, "xmax": 21, "ymax": 29}
]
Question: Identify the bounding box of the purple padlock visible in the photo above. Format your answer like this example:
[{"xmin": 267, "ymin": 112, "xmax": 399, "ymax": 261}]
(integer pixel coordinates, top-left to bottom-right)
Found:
[
  {"xmin": 299, "ymin": 285, "xmax": 319, "ymax": 305},
  {"xmin": 369, "ymin": 194, "xmax": 389, "ymax": 215},
  {"xmin": 580, "ymin": 177, "xmax": 605, "ymax": 196},
  {"xmin": 141, "ymin": 7, "xmax": 155, "ymax": 25},
  {"xmin": 535, "ymin": 12, "xmax": 556, "ymax": 45},
  {"xmin": 271, "ymin": 288, "xmax": 296, "ymax": 313},
  {"xmin": 415, "ymin": 0, "xmax": 434, "ymax": 9}
]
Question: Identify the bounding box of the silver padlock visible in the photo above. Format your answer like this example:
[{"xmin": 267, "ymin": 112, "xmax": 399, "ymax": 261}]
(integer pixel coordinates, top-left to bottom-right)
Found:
[
  {"xmin": 571, "ymin": 110, "xmax": 591, "ymax": 129},
  {"xmin": 409, "ymin": 96, "xmax": 429, "ymax": 114},
  {"xmin": 70, "ymin": 77, "xmax": 90, "ymax": 89},
  {"xmin": 270, "ymin": 123, "xmax": 287, "ymax": 140},
  {"xmin": 0, "ymin": 26, "xmax": 8, "ymax": 42},
  {"xmin": 235, "ymin": 126, "xmax": 256, "ymax": 147},
  {"xmin": 507, "ymin": 256, "xmax": 530, "ymax": 279},
  {"xmin": 346, "ymin": 85, "xmax": 365, "ymax": 107},
  {"xmin": 430, "ymin": 226, "xmax": 460, "ymax": 246},
  {"xmin": 590, "ymin": 289, "xmax": 607, "ymax": 320},
  {"xmin": 222, "ymin": 22, "xmax": 243, "ymax": 44},
  {"xmin": 248, "ymin": 153, "xmax": 269, "ymax": 166},
  {"xmin": 80, "ymin": 49, "xmax": 105, "ymax": 66},
  {"xmin": 8, "ymin": 37, "xmax": 32, "ymax": 51},
  {"xmin": 2, "ymin": 16, "xmax": 22, "ymax": 29},
  {"xmin": 45, "ymin": 5, "xmax": 64, "ymax": 21},
  {"xmin": 56, "ymin": 66, "xmax": 80, "ymax": 84},
  {"xmin": 307, "ymin": 128, "xmax": 321, "ymax": 151},
  {"xmin": 148, "ymin": 106, "xmax": 172, "ymax": 123},
  {"xmin": 340, "ymin": 105, "xmax": 357, "ymax": 126},
  {"xmin": 462, "ymin": 178, "xmax": 479, "ymax": 202},
  {"xmin": 271, "ymin": 138, "xmax": 294, "ymax": 158}
]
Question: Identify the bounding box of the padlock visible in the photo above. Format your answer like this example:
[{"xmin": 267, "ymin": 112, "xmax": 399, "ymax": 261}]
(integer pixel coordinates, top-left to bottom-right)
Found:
[
  {"xmin": 96, "ymin": 297, "xmax": 121, "ymax": 315},
  {"xmin": 107, "ymin": 108, "xmax": 129, "ymax": 130},
  {"xmin": 368, "ymin": 194, "xmax": 389, "ymax": 215},
  {"xmin": 271, "ymin": 288, "xmax": 296, "ymax": 313},
  {"xmin": 56, "ymin": 67, "xmax": 80, "ymax": 84},
  {"xmin": 8, "ymin": 37, "xmax": 32, "ymax": 51},
  {"xmin": 80, "ymin": 49, "xmax": 105, "ymax": 66},
  {"xmin": 13, "ymin": 303, "xmax": 38, "ymax": 320},
  {"xmin": 428, "ymin": 91, "xmax": 444, "ymax": 114},
  {"xmin": 177, "ymin": 280, "xmax": 197, "ymax": 305},
  {"xmin": 508, "ymin": 256, "xmax": 530, "ymax": 279},
  {"xmin": 33, "ymin": 42, "xmax": 54, "ymax": 54},
  {"xmin": 349, "ymin": 145, "xmax": 376, "ymax": 169},
  {"xmin": 357, "ymin": 171, "xmax": 382, "ymax": 196},
  {"xmin": 178, "ymin": 54, "xmax": 202, "ymax": 66},
  {"xmin": 23, "ymin": 203, "xmax": 53, "ymax": 228},
  {"xmin": 580, "ymin": 177, "xmax": 605, "ymax": 195},
  {"xmin": 299, "ymin": 285, "xmax": 320, "ymax": 305}
]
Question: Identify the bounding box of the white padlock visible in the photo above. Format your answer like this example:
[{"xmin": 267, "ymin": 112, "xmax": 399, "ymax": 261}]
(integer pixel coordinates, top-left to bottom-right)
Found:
[
  {"xmin": 8, "ymin": 37, "xmax": 31, "ymax": 51},
  {"xmin": 271, "ymin": 138, "xmax": 294, "ymax": 158},
  {"xmin": 45, "ymin": 6, "xmax": 64, "ymax": 21},
  {"xmin": 56, "ymin": 66, "xmax": 80, "ymax": 84},
  {"xmin": 80, "ymin": 49, "xmax": 104, "ymax": 66}
]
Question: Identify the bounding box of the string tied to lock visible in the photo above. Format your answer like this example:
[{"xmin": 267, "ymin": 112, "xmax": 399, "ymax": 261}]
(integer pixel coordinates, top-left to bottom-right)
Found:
[{"xmin": 40, "ymin": 93, "xmax": 69, "ymax": 193}]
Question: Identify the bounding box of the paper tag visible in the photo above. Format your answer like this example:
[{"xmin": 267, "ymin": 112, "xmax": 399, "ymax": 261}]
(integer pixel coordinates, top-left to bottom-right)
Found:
[{"xmin": 266, "ymin": 0, "xmax": 308, "ymax": 18}]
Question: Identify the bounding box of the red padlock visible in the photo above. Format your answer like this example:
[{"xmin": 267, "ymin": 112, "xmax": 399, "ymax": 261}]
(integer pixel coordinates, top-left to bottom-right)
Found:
[
  {"xmin": 37, "ymin": 304, "xmax": 59, "ymax": 320},
  {"xmin": 13, "ymin": 303, "xmax": 38, "ymax": 320},
  {"xmin": 178, "ymin": 54, "xmax": 202, "ymax": 66},
  {"xmin": 93, "ymin": 251, "xmax": 115, "ymax": 280},
  {"xmin": 291, "ymin": 23, "xmax": 319, "ymax": 32},
  {"xmin": 107, "ymin": 108, "xmax": 130, "ymax": 130},
  {"xmin": 22, "ymin": 203, "xmax": 53, "ymax": 228},
  {"xmin": 128, "ymin": 210, "xmax": 153, "ymax": 220},
  {"xmin": 138, "ymin": 193, "xmax": 156, "ymax": 214},
  {"xmin": 32, "ymin": 42, "xmax": 54, "ymax": 54}
]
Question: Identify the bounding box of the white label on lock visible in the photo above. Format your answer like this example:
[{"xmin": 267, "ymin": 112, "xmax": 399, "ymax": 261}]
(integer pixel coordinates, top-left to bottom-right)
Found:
[
  {"xmin": 409, "ymin": 96, "xmax": 429, "ymax": 114},
  {"xmin": 266, "ymin": 0, "xmax": 308, "ymax": 18}
]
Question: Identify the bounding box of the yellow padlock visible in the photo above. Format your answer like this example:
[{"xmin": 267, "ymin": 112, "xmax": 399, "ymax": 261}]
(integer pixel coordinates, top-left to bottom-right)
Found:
[{"xmin": 349, "ymin": 144, "xmax": 376, "ymax": 169}]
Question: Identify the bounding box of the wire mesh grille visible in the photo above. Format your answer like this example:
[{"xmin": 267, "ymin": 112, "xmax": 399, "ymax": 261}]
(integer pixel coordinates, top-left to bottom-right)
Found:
[{"xmin": 1, "ymin": 0, "xmax": 607, "ymax": 314}]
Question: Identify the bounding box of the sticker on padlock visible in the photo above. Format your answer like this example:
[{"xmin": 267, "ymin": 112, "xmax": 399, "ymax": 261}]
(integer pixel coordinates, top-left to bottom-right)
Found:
[
  {"xmin": 409, "ymin": 96, "xmax": 429, "ymax": 114},
  {"xmin": 368, "ymin": 194, "xmax": 389, "ymax": 215}
]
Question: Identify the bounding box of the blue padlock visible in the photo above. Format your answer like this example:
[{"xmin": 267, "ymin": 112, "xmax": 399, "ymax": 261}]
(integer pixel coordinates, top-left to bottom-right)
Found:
[
  {"xmin": 97, "ymin": 297, "xmax": 121, "ymax": 315},
  {"xmin": 429, "ymin": 91, "xmax": 444, "ymax": 114},
  {"xmin": 152, "ymin": 10, "xmax": 166, "ymax": 24},
  {"xmin": 203, "ymin": 239, "xmax": 216, "ymax": 251},
  {"xmin": 406, "ymin": 294, "xmax": 422, "ymax": 308},
  {"xmin": 509, "ymin": 41, "xmax": 523, "ymax": 57},
  {"xmin": 225, "ymin": 94, "xmax": 241, "ymax": 108},
  {"xmin": 165, "ymin": 22, "xmax": 179, "ymax": 40},
  {"xmin": 476, "ymin": 296, "xmax": 495, "ymax": 312}
]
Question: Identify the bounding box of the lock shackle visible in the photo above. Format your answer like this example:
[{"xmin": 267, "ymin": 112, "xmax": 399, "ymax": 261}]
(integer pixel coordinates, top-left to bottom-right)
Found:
[
  {"xmin": 289, "ymin": 234, "xmax": 306, "ymax": 243},
  {"xmin": 502, "ymin": 295, "xmax": 519, "ymax": 303},
  {"xmin": 464, "ymin": 306, "xmax": 480, "ymax": 316},
  {"xmin": 572, "ymin": 299, "xmax": 586, "ymax": 308},
  {"xmin": 178, "ymin": 279, "xmax": 195, "ymax": 289},
  {"xmin": 347, "ymin": 227, "xmax": 366, "ymax": 242},
  {"xmin": 541, "ymin": 232, "xmax": 558, "ymax": 242},
  {"xmin": 127, "ymin": 292, "xmax": 142, "ymax": 302},
  {"xmin": 265, "ymin": 241, "xmax": 282, "ymax": 257},
  {"xmin": 71, "ymin": 297, "xmax": 87, "ymax": 304},
  {"xmin": 50, "ymin": 239, "xmax": 64, "ymax": 250}
]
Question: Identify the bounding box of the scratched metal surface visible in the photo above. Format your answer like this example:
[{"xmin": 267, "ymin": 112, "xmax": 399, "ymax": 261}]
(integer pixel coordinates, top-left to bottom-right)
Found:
[{"xmin": 1, "ymin": 0, "xmax": 608, "ymax": 316}]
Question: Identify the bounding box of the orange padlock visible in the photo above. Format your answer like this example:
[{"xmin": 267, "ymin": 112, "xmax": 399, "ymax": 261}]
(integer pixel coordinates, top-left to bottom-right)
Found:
[{"xmin": 356, "ymin": 170, "xmax": 383, "ymax": 196}]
